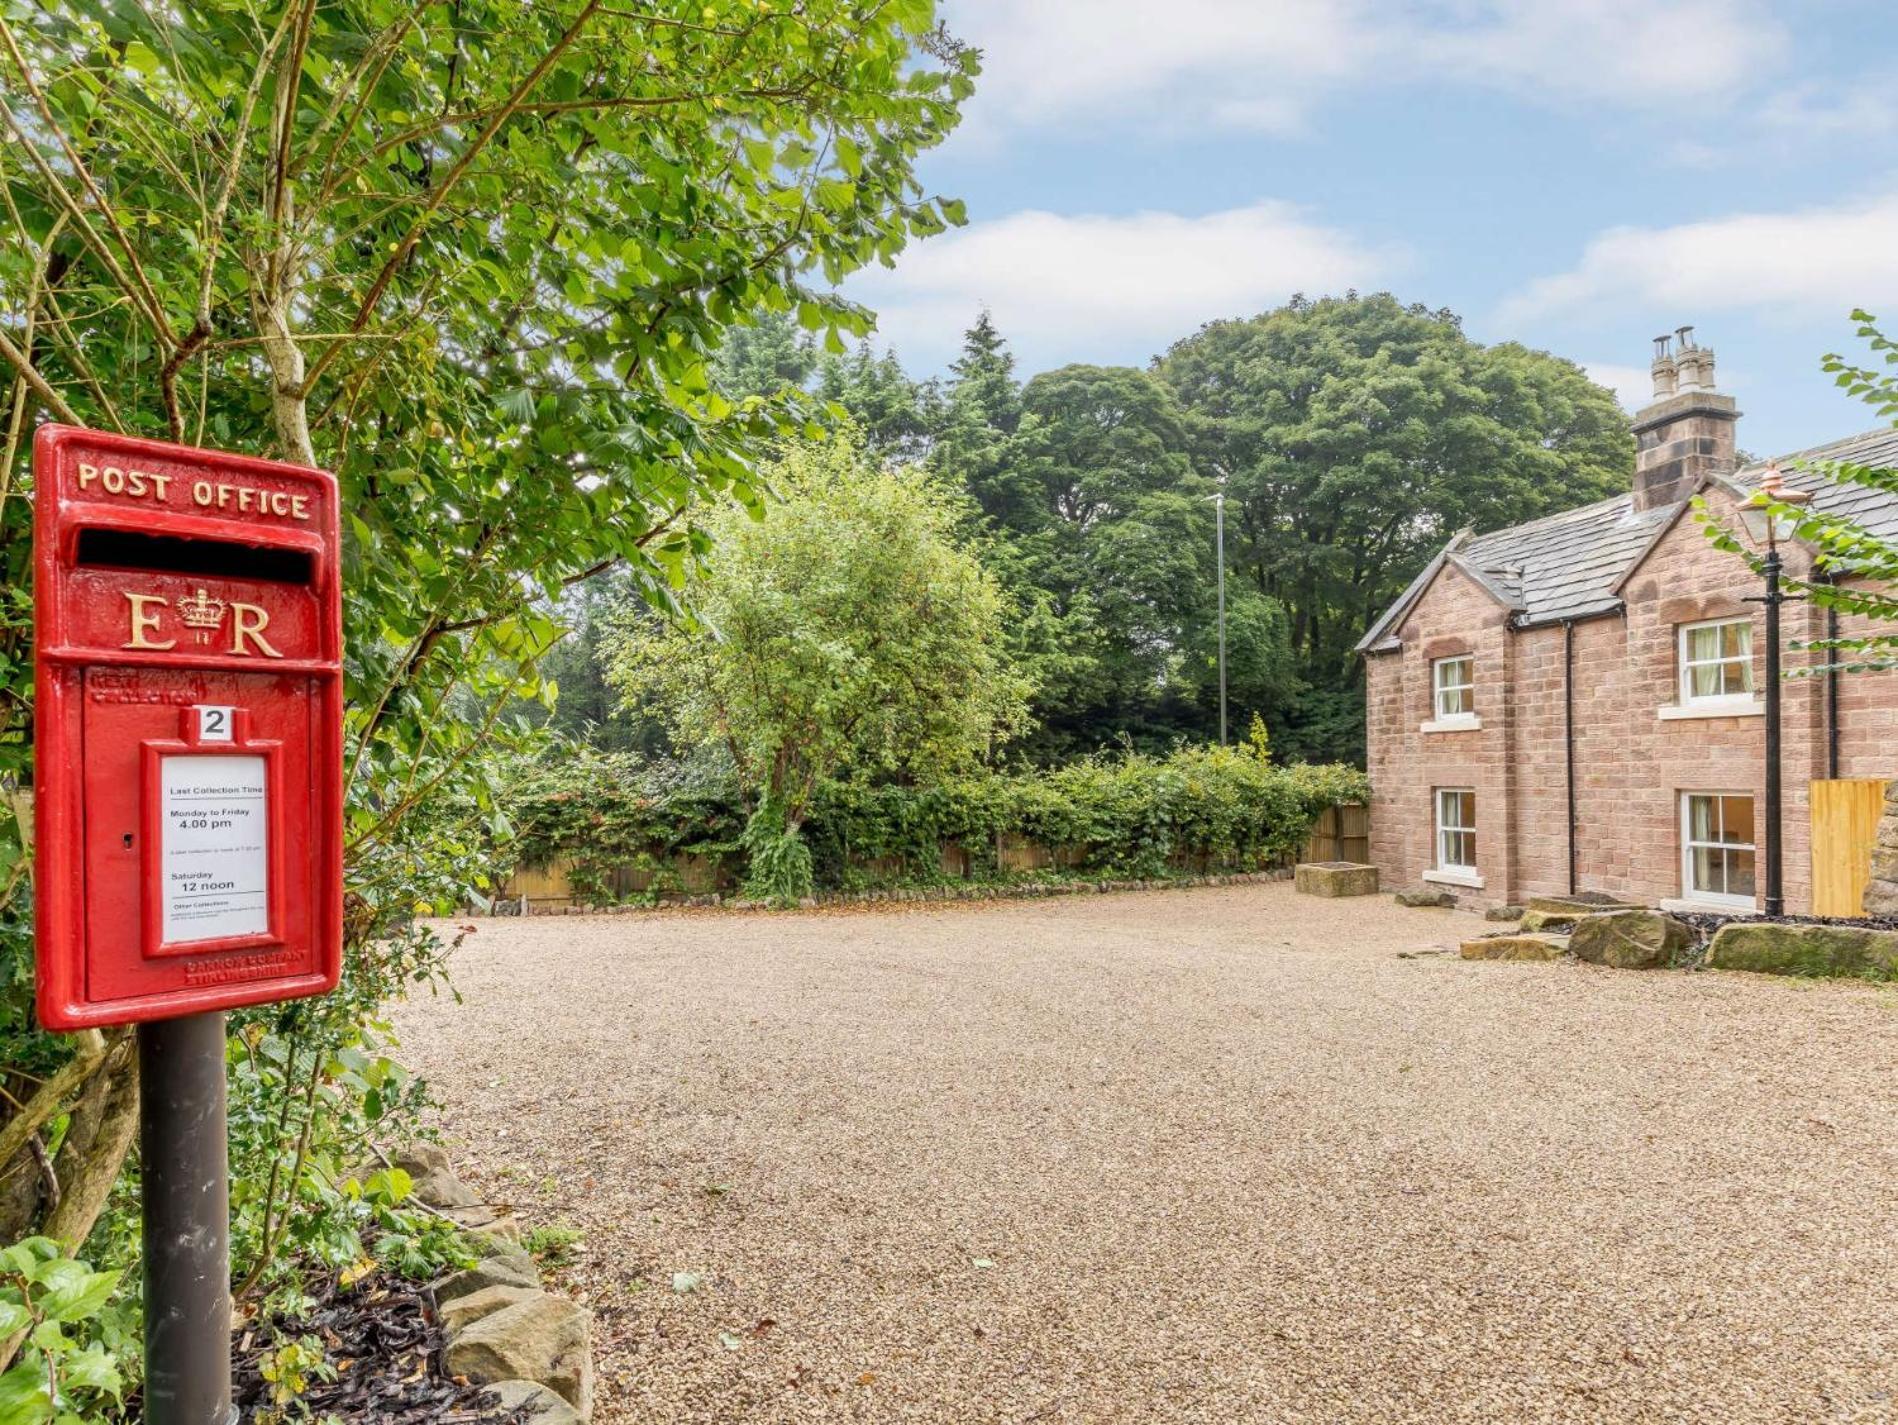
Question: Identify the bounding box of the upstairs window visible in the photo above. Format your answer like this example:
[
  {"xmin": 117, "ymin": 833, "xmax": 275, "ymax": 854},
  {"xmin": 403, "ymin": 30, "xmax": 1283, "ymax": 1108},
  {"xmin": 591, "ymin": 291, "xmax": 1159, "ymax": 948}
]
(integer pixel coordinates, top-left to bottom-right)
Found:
[
  {"xmin": 1436, "ymin": 788, "xmax": 1476, "ymax": 871},
  {"xmin": 1681, "ymin": 793, "xmax": 1756, "ymax": 909},
  {"xmin": 1679, "ymin": 619, "xmax": 1753, "ymax": 704},
  {"xmin": 1433, "ymin": 656, "xmax": 1475, "ymax": 719}
]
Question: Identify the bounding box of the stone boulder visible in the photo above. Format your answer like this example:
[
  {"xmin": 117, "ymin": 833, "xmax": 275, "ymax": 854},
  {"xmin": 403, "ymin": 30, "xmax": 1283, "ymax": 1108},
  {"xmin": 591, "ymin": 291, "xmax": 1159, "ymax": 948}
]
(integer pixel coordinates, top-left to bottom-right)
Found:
[
  {"xmin": 449, "ymin": 1204, "xmax": 525, "ymax": 1250},
  {"xmin": 1294, "ymin": 862, "xmax": 1379, "ymax": 898},
  {"xmin": 440, "ymin": 1284, "xmax": 542, "ymax": 1336},
  {"xmin": 480, "ymin": 1381, "xmax": 584, "ymax": 1424},
  {"xmin": 1525, "ymin": 892, "xmax": 1633, "ymax": 918},
  {"xmin": 1704, "ymin": 922, "xmax": 1898, "ymax": 980},
  {"xmin": 392, "ymin": 1142, "xmax": 480, "ymax": 1211},
  {"xmin": 1519, "ymin": 908, "xmax": 1581, "ymax": 933},
  {"xmin": 445, "ymin": 1294, "xmax": 594, "ymax": 1417},
  {"xmin": 1459, "ymin": 934, "xmax": 1567, "ymax": 962},
  {"xmin": 1484, "ymin": 905, "xmax": 1525, "ymax": 922},
  {"xmin": 1567, "ymin": 910, "xmax": 1690, "ymax": 970},
  {"xmin": 1394, "ymin": 886, "xmax": 1456, "ymax": 908},
  {"xmin": 436, "ymin": 1245, "xmax": 541, "ymax": 1303}
]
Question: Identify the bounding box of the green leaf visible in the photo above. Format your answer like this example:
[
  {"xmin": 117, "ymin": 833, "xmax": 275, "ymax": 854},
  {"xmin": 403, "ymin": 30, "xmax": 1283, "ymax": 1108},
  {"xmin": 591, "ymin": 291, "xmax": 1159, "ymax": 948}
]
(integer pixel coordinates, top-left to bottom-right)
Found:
[
  {"xmin": 58, "ymin": 1345, "xmax": 122, "ymax": 1398},
  {"xmin": 39, "ymin": 1269, "xmax": 120, "ymax": 1326},
  {"xmin": 0, "ymin": 1361, "xmax": 53, "ymax": 1424}
]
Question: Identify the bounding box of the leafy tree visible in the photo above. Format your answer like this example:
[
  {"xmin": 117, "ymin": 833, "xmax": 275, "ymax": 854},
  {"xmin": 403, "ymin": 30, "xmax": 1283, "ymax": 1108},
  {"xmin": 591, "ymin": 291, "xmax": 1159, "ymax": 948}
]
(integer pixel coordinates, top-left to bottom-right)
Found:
[
  {"xmin": 607, "ymin": 435, "xmax": 1031, "ymax": 900},
  {"xmin": 0, "ymin": 0, "xmax": 974, "ymax": 1318},
  {"xmin": 1156, "ymin": 292, "xmax": 1632, "ymax": 761},
  {"xmin": 528, "ymin": 571, "xmax": 675, "ymax": 756},
  {"xmin": 1016, "ymin": 366, "xmax": 1212, "ymax": 683},
  {"xmin": 1018, "ymin": 365, "xmax": 1195, "ymax": 531},
  {"xmin": 935, "ymin": 352, "xmax": 1300, "ymax": 758},
  {"xmin": 1705, "ymin": 309, "xmax": 1898, "ymax": 674}
]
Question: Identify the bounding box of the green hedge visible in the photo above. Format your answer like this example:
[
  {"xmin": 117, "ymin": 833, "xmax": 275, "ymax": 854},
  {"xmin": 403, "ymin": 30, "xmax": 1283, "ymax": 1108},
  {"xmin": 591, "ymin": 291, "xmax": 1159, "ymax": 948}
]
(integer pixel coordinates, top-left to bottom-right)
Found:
[{"xmin": 506, "ymin": 746, "xmax": 1368, "ymax": 904}]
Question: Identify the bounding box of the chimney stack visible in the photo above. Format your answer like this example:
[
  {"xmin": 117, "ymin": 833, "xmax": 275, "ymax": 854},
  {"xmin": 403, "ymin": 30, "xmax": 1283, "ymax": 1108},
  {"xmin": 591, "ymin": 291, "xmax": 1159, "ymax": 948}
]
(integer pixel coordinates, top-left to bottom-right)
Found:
[{"xmin": 1630, "ymin": 324, "xmax": 1737, "ymax": 512}]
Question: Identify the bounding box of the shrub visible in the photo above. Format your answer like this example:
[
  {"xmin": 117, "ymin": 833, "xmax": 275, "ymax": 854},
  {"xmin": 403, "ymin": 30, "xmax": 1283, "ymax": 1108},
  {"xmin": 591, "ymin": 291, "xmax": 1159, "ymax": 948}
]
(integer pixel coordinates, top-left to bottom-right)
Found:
[{"xmin": 506, "ymin": 746, "xmax": 1368, "ymax": 901}]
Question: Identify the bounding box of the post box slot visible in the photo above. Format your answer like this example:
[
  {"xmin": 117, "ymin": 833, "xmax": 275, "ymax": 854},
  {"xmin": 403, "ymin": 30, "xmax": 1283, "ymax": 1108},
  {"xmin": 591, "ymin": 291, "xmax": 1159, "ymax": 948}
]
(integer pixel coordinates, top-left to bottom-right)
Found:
[{"xmin": 75, "ymin": 528, "xmax": 314, "ymax": 585}]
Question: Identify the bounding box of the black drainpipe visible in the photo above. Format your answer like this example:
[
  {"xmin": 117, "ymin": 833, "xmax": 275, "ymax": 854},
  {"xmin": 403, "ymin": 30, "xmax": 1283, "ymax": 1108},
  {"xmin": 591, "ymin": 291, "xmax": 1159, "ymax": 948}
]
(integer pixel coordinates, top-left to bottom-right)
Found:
[
  {"xmin": 1564, "ymin": 618, "xmax": 1578, "ymax": 896},
  {"xmin": 1825, "ymin": 578, "xmax": 1841, "ymax": 780}
]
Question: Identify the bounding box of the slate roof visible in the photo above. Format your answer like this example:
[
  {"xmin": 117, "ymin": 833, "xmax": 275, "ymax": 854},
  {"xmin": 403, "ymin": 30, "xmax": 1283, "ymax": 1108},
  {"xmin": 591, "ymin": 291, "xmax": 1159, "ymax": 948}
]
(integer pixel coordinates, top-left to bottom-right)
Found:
[
  {"xmin": 1763, "ymin": 425, "xmax": 1898, "ymax": 543},
  {"xmin": 1357, "ymin": 425, "xmax": 1898, "ymax": 653}
]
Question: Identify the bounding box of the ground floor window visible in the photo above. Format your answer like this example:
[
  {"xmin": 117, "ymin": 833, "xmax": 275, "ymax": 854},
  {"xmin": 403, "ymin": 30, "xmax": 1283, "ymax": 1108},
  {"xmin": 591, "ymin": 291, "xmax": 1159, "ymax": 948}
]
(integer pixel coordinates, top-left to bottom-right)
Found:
[
  {"xmin": 1435, "ymin": 788, "xmax": 1476, "ymax": 871},
  {"xmin": 1681, "ymin": 793, "xmax": 1756, "ymax": 908}
]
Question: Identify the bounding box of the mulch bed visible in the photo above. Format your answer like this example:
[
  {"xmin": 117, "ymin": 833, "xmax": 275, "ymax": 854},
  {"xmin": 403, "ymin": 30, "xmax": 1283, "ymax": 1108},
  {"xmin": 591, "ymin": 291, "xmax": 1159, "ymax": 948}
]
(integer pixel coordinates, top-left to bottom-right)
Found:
[
  {"xmin": 1672, "ymin": 908, "xmax": 1898, "ymax": 943},
  {"xmin": 230, "ymin": 1271, "xmax": 529, "ymax": 1423}
]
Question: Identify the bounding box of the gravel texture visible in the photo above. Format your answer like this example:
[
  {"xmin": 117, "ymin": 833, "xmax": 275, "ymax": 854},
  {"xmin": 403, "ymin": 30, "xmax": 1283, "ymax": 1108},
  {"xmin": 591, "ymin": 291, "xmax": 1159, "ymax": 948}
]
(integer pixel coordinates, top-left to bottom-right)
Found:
[{"xmin": 392, "ymin": 885, "xmax": 1898, "ymax": 1423}]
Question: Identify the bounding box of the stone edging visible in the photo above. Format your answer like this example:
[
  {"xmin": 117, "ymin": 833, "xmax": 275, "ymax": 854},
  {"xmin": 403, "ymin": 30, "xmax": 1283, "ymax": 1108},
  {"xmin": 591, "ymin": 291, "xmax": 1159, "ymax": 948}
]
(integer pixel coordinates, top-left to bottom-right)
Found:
[
  {"xmin": 393, "ymin": 1143, "xmax": 593, "ymax": 1422},
  {"xmin": 509, "ymin": 867, "xmax": 1293, "ymax": 916},
  {"xmin": 1440, "ymin": 897, "xmax": 1898, "ymax": 982}
]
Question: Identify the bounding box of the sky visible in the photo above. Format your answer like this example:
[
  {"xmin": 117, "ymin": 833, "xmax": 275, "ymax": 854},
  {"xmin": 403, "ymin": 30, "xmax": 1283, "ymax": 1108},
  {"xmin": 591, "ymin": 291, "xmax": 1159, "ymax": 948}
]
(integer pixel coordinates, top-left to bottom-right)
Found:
[{"xmin": 844, "ymin": 0, "xmax": 1898, "ymax": 458}]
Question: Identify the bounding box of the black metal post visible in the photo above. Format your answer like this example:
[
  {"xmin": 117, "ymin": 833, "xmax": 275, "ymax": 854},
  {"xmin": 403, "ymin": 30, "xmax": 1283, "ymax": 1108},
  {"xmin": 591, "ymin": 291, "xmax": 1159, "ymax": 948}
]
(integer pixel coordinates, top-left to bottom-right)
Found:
[
  {"xmin": 1762, "ymin": 547, "xmax": 1785, "ymax": 918},
  {"xmin": 138, "ymin": 1012, "xmax": 234, "ymax": 1425},
  {"xmin": 1214, "ymin": 493, "xmax": 1227, "ymax": 746}
]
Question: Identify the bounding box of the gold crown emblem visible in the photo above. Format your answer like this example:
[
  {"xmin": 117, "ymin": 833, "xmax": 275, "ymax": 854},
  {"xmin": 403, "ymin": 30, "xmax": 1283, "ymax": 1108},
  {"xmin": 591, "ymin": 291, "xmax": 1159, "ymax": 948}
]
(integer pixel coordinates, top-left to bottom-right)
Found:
[{"xmin": 177, "ymin": 587, "xmax": 227, "ymax": 630}]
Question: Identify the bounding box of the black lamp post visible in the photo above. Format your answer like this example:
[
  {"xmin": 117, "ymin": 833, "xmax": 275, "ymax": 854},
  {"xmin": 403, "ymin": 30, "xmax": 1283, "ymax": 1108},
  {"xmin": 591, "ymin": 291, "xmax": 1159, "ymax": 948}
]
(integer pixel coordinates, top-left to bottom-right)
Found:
[
  {"xmin": 1741, "ymin": 465, "xmax": 1812, "ymax": 919},
  {"xmin": 1207, "ymin": 491, "xmax": 1227, "ymax": 746}
]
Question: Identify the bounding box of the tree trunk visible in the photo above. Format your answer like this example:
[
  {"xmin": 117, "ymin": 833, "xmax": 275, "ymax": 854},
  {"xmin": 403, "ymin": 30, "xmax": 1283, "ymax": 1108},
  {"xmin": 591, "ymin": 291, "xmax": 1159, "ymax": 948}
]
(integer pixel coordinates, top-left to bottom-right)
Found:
[
  {"xmin": 250, "ymin": 193, "xmax": 316, "ymax": 467},
  {"xmin": 44, "ymin": 1031, "xmax": 138, "ymax": 1253}
]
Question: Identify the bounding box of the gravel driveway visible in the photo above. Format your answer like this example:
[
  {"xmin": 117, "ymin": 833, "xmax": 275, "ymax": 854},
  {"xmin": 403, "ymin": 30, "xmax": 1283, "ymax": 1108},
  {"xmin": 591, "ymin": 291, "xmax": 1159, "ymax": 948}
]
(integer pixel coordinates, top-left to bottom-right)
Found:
[{"xmin": 393, "ymin": 885, "xmax": 1898, "ymax": 1424}]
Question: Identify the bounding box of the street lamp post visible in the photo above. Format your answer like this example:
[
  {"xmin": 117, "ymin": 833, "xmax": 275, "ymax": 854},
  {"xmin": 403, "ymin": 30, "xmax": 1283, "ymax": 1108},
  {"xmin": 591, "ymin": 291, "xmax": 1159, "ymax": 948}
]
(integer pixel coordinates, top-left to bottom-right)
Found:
[
  {"xmin": 1210, "ymin": 492, "xmax": 1227, "ymax": 746},
  {"xmin": 1742, "ymin": 465, "xmax": 1812, "ymax": 919}
]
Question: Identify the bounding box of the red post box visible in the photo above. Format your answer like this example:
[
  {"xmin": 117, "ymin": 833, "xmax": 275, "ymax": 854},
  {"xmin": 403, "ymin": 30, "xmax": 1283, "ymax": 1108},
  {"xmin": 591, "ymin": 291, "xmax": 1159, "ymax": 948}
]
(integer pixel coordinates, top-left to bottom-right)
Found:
[{"xmin": 33, "ymin": 426, "xmax": 343, "ymax": 1030}]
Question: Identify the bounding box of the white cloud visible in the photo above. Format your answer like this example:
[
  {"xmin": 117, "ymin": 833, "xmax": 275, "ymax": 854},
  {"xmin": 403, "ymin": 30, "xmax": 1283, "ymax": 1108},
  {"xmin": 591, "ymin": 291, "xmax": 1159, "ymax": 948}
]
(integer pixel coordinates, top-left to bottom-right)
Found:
[
  {"xmin": 1414, "ymin": 0, "xmax": 1781, "ymax": 105},
  {"xmin": 1582, "ymin": 362, "xmax": 1654, "ymax": 413},
  {"xmin": 1660, "ymin": 80, "xmax": 1898, "ymax": 167},
  {"xmin": 850, "ymin": 202, "xmax": 1396, "ymax": 370},
  {"xmin": 1501, "ymin": 195, "xmax": 1898, "ymax": 324},
  {"xmin": 944, "ymin": 0, "xmax": 1783, "ymax": 138},
  {"xmin": 1755, "ymin": 83, "xmax": 1898, "ymax": 141},
  {"xmin": 946, "ymin": 0, "xmax": 1355, "ymax": 138}
]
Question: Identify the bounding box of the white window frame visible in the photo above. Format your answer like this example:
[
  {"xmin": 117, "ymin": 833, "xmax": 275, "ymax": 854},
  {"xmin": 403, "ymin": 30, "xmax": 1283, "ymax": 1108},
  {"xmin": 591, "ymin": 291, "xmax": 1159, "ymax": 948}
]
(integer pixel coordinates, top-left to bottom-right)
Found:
[
  {"xmin": 1677, "ymin": 618, "xmax": 1755, "ymax": 708},
  {"xmin": 1678, "ymin": 791, "xmax": 1758, "ymax": 911},
  {"xmin": 1426, "ymin": 655, "xmax": 1478, "ymax": 730},
  {"xmin": 1424, "ymin": 787, "xmax": 1481, "ymax": 887}
]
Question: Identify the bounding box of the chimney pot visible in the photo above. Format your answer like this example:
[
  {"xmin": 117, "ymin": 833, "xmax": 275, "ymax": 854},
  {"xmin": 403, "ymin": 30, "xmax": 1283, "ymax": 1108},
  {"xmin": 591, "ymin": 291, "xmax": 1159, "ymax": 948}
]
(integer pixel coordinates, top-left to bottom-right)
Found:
[
  {"xmin": 1630, "ymin": 323, "xmax": 1736, "ymax": 511},
  {"xmin": 1650, "ymin": 333, "xmax": 1679, "ymax": 398}
]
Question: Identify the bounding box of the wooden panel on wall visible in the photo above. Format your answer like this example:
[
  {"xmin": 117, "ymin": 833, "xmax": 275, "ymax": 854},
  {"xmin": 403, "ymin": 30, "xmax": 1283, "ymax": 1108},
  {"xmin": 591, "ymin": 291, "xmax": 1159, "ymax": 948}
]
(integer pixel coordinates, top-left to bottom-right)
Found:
[{"xmin": 1810, "ymin": 779, "xmax": 1889, "ymax": 917}]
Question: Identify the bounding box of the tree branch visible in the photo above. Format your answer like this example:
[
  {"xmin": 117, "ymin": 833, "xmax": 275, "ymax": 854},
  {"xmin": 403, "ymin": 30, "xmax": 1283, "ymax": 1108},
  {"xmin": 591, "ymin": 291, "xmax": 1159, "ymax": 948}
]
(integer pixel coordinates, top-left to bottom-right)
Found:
[
  {"xmin": 0, "ymin": 1032, "xmax": 105, "ymax": 1177},
  {"xmin": 302, "ymin": 0, "xmax": 606, "ymax": 398},
  {"xmin": 0, "ymin": 16, "xmax": 174, "ymax": 346},
  {"xmin": 0, "ymin": 324, "xmax": 81, "ymax": 426}
]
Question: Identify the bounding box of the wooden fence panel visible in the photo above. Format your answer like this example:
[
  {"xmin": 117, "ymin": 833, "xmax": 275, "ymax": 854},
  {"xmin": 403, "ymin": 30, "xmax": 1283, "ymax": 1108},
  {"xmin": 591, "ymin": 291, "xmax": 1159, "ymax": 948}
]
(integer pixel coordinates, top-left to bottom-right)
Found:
[
  {"xmin": 497, "ymin": 858, "xmax": 576, "ymax": 906},
  {"xmin": 1810, "ymin": 778, "xmax": 1889, "ymax": 917},
  {"xmin": 1303, "ymin": 804, "xmax": 1370, "ymax": 865}
]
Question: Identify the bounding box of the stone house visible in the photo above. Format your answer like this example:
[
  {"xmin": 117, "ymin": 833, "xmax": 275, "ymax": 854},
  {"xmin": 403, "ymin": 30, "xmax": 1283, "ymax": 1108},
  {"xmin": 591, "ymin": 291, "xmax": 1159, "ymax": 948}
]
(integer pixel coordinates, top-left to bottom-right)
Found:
[{"xmin": 1357, "ymin": 329, "xmax": 1898, "ymax": 915}]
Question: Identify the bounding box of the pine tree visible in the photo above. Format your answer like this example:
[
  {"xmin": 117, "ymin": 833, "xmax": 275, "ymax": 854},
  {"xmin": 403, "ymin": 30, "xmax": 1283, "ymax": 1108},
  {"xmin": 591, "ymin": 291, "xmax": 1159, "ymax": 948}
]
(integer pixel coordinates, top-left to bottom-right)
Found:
[
  {"xmin": 947, "ymin": 309, "xmax": 1020, "ymax": 433},
  {"xmin": 933, "ymin": 311, "xmax": 1036, "ymax": 529},
  {"xmin": 713, "ymin": 309, "xmax": 819, "ymax": 399}
]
